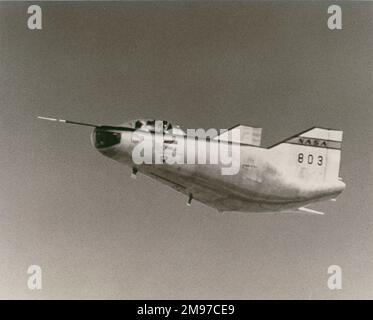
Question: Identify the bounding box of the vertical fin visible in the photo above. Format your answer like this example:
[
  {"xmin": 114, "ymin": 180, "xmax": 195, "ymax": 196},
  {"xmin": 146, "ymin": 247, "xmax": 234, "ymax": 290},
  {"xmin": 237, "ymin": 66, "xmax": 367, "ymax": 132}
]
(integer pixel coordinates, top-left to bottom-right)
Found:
[
  {"xmin": 270, "ymin": 127, "xmax": 343, "ymax": 182},
  {"xmin": 214, "ymin": 125, "xmax": 262, "ymax": 146}
]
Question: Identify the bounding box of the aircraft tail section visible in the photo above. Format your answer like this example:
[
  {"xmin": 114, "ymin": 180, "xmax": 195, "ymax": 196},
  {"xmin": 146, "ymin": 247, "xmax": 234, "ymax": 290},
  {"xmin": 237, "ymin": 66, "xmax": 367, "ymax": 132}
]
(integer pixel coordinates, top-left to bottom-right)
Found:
[
  {"xmin": 270, "ymin": 127, "xmax": 343, "ymax": 182},
  {"xmin": 214, "ymin": 125, "xmax": 262, "ymax": 146}
]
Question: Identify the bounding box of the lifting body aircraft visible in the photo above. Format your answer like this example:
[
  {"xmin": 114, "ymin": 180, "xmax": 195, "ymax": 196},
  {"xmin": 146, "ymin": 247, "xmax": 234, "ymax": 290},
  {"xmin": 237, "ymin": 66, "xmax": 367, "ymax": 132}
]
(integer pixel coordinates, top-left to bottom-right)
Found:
[{"xmin": 38, "ymin": 116, "xmax": 346, "ymax": 214}]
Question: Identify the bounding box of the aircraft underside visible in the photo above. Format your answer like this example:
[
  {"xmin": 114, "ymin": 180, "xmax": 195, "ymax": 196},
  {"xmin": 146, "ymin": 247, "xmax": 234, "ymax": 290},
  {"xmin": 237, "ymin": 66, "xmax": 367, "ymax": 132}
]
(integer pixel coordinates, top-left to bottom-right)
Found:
[{"xmin": 136, "ymin": 165, "xmax": 320, "ymax": 213}]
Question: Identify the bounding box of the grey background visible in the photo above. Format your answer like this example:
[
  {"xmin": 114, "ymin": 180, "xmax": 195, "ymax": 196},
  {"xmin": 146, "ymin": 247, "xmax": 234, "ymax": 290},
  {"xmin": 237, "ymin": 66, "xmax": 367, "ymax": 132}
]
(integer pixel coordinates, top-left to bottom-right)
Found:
[{"xmin": 0, "ymin": 1, "xmax": 372, "ymax": 299}]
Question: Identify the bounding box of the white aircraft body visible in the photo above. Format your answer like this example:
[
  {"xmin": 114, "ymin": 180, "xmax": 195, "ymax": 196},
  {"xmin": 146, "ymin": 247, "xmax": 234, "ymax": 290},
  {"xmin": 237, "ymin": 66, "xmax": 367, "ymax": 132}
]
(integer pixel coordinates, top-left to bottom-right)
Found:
[{"xmin": 38, "ymin": 117, "xmax": 345, "ymax": 214}]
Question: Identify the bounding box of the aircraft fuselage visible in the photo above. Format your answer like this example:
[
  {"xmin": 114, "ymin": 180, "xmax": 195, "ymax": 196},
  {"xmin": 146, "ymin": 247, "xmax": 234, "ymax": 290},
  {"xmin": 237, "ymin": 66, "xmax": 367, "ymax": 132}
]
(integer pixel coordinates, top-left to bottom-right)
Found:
[{"xmin": 91, "ymin": 127, "xmax": 345, "ymax": 213}]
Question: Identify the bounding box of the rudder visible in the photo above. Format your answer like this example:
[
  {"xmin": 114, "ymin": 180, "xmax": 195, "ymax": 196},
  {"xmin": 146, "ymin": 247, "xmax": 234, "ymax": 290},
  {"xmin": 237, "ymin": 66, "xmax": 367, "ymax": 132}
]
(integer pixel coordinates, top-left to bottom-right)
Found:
[{"xmin": 270, "ymin": 127, "xmax": 343, "ymax": 182}]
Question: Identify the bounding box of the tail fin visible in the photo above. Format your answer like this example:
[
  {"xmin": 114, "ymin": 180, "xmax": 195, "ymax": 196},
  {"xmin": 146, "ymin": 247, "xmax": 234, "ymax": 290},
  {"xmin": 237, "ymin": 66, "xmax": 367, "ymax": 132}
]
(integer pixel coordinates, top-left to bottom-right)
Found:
[
  {"xmin": 213, "ymin": 124, "xmax": 262, "ymax": 146},
  {"xmin": 270, "ymin": 127, "xmax": 343, "ymax": 182}
]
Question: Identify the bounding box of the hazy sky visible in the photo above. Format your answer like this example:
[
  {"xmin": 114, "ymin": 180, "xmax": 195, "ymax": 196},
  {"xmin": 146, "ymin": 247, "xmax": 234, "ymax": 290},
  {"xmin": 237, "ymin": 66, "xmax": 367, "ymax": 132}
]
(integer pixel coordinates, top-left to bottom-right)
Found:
[{"xmin": 0, "ymin": 1, "xmax": 372, "ymax": 299}]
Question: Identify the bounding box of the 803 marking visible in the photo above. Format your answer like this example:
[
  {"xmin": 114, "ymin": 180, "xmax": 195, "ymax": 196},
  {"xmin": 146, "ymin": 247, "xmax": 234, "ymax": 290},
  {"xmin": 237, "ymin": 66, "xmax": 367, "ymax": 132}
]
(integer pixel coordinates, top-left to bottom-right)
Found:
[{"xmin": 298, "ymin": 153, "xmax": 323, "ymax": 166}]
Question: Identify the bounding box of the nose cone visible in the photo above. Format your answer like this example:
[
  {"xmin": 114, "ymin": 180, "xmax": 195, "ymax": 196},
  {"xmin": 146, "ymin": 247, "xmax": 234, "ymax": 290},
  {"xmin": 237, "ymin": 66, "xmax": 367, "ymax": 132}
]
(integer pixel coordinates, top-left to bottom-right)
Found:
[{"xmin": 91, "ymin": 128, "xmax": 121, "ymax": 149}]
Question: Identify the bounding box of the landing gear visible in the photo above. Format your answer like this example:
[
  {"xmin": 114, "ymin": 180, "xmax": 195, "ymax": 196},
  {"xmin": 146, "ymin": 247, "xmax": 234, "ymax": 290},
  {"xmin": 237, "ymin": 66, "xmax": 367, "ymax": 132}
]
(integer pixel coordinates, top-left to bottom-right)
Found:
[
  {"xmin": 131, "ymin": 167, "xmax": 138, "ymax": 179},
  {"xmin": 187, "ymin": 193, "xmax": 193, "ymax": 206}
]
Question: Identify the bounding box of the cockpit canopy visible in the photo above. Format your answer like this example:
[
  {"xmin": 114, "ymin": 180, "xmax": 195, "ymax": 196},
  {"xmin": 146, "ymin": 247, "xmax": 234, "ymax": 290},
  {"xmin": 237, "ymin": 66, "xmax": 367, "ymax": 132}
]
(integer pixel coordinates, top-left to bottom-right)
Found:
[{"xmin": 123, "ymin": 119, "xmax": 185, "ymax": 135}]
